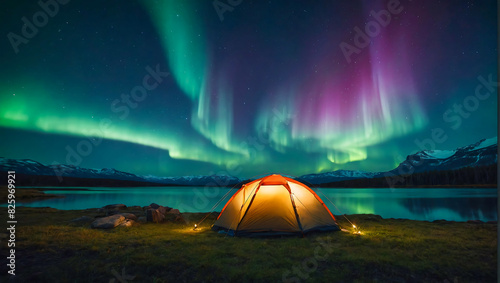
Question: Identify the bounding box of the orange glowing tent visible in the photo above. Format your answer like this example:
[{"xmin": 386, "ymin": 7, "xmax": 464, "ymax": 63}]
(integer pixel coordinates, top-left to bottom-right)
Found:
[{"xmin": 212, "ymin": 174, "xmax": 339, "ymax": 236}]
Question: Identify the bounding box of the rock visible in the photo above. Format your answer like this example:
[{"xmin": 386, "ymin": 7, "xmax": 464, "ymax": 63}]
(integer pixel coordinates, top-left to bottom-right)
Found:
[
  {"xmin": 168, "ymin": 208, "xmax": 181, "ymax": 215},
  {"xmin": 71, "ymin": 216, "xmax": 93, "ymax": 222},
  {"xmin": 146, "ymin": 203, "xmax": 172, "ymax": 211},
  {"xmin": 157, "ymin": 206, "xmax": 168, "ymax": 215},
  {"xmin": 137, "ymin": 216, "xmax": 147, "ymax": 223},
  {"xmin": 433, "ymin": 219, "xmax": 448, "ymax": 223},
  {"xmin": 147, "ymin": 208, "xmax": 165, "ymax": 223},
  {"xmin": 91, "ymin": 215, "xmax": 125, "ymax": 229},
  {"xmin": 149, "ymin": 203, "xmax": 161, "ymax": 209},
  {"xmin": 106, "ymin": 209, "xmax": 122, "ymax": 216},
  {"xmin": 103, "ymin": 204, "xmax": 127, "ymax": 210},
  {"xmin": 144, "ymin": 204, "xmax": 183, "ymax": 223},
  {"xmin": 129, "ymin": 206, "xmax": 142, "ymax": 210},
  {"xmin": 145, "ymin": 204, "xmax": 176, "ymax": 223},
  {"xmin": 118, "ymin": 219, "xmax": 136, "ymax": 227},
  {"xmin": 486, "ymin": 220, "xmax": 497, "ymax": 224},
  {"xmin": 119, "ymin": 213, "xmax": 138, "ymax": 221},
  {"xmin": 467, "ymin": 220, "xmax": 484, "ymax": 224}
]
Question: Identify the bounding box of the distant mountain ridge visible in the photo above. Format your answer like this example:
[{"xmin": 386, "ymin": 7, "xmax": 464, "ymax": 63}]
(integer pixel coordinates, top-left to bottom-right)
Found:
[
  {"xmin": 0, "ymin": 158, "xmax": 243, "ymax": 187},
  {"xmin": 0, "ymin": 137, "xmax": 496, "ymax": 187},
  {"xmin": 142, "ymin": 174, "xmax": 242, "ymax": 187},
  {"xmin": 296, "ymin": 170, "xmax": 379, "ymax": 185}
]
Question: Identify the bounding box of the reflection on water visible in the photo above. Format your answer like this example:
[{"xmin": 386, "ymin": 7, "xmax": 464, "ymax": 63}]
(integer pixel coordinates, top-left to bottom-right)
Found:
[
  {"xmin": 9, "ymin": 187, "xmax": 498, "ymax": 222},
  {"xmin": 317, "ymin": 188, "xmax": 497, "ymax": 222},
  {"xmin": 400, "ymin": 197, "xmax": 497, "ymax": 221}
]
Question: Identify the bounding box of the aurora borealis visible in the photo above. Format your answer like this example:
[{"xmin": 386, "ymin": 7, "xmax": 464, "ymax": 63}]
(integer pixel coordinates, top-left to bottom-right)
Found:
[{"xmin": 0, "ymin": 0, "xmax": 497, "ymax": 178}]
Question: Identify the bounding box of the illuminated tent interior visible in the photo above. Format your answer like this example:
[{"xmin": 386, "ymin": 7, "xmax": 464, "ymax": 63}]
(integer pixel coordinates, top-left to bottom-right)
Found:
[{"xmin": 212, "ymin": 174, "xmax": 339, "ymax": 236}]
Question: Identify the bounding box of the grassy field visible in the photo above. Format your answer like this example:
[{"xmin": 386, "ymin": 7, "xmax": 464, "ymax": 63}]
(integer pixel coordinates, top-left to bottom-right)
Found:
[{"xmin": 0, "ymin": 206, "xmax": 497, "ymax": 282}]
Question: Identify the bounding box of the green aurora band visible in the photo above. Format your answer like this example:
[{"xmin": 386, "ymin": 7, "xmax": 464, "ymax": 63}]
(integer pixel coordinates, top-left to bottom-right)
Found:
[{"xmin": 1, "ymin": 0, "xmax": 464, "ymax": 177}]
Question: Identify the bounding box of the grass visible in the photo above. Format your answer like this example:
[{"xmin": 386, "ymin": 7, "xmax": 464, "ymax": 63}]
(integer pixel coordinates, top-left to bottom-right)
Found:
[{"xmin": 0, "ymin": 207, "xmax": 497, "ymax": 282}]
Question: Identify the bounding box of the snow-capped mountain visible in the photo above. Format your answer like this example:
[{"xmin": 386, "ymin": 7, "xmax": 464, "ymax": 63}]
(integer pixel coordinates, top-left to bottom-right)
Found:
[
  {"xmin": 390, "ymin": 137, "xmax": 497, "ymax": 175},
  {"xmin": 297, "ymin": 137, "xmax": 497, "ymax": 185},
  {"xmin": 297, "ymin": 170, "xmax": 380, "ymax": 185},
  {"xmin": 0, "ymin": 158, "xmax": 243, "ymax": 186},
  {"xmin": 0, "ymin": 158, "xmax": 55, "ymax": 176}
]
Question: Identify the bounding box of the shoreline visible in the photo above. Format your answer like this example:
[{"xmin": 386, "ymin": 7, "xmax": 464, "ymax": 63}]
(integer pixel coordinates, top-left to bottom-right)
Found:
[{"xmin": 0, "ymin": 187, "xmax": 64, "ymax": 202}]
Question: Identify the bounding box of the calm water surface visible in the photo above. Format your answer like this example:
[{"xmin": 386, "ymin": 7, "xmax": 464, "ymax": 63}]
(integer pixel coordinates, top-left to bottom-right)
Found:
[{"xmin": 11, "ymin": 187, "xmax": 498, "ymax": 222}]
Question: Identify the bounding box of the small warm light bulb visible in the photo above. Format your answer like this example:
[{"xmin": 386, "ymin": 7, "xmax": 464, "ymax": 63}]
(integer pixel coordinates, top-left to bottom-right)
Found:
[
  {"xmin": 194, "ymin": 224, "xmax": 197, "ymax": 228},
  {"xmin": 352, "ymin": 225, "xmax": 356, "ymax": 228}
]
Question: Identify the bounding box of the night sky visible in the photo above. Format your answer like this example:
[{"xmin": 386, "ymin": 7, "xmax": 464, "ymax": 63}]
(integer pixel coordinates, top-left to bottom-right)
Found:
[{"xmin": 0, "ymin": 0, "xmax": 497, "ymax": 178}]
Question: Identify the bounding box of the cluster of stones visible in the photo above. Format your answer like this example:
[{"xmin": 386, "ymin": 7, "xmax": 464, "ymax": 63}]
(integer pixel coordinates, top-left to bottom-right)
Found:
[{"xmin": 71, "ymin": 203, "xmax": 186, "ymax": 229}]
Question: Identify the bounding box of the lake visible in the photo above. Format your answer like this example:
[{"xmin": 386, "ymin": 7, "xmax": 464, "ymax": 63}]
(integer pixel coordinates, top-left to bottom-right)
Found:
[{"xmin": 12, "ymin": 187, "xmax": 498, "ymax": 222}]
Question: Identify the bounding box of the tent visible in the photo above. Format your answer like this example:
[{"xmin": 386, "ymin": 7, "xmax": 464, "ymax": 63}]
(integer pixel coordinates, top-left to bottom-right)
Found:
[{"xmin": 212, "ymin": 174, "xmax": 339, "ymax": 236}]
